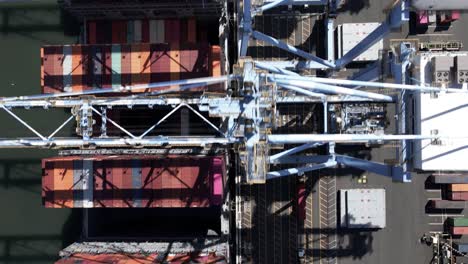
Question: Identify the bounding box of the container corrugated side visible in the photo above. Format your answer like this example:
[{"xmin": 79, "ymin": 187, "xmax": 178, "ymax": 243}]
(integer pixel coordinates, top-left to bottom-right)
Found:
[
  {"xmin": 451, "ymin": 192, "xmax": 468, "ymax": 201},
  {"xmin": 452, "ymin": 226, "xmax": 468, "ymax": 235},
  {"xmin": 431, "ymin": 200, "xmax": 465, "ymax": 209},
  {"xmin": 41, "ymin": 43, "xmax": 223, "ymax": 94},
  {"xmin": 432, "ymin": 174, "xmax": 468, "ymax": 184},
  {"xmin": 87, "ymin": 18, "xmax": 200, "ymax": 45},
  {"xmin": 450, "ymin": 218, "xmax": 468, "ymax": 227},
  {"xmin": 450, "ymin": 184, "xmax": 468, "ymax": 192},
  {"xmin": 456, "ymin": 243, "xmax": 468, "ymax": 253},
  {"xmin": 55, "ymin": 253, "xmax": 226, "ymax": 264},
  {"xmin": 42, "ymin": 155, "xmax": 225, "ymax": 208},
  {"xmin": 297, "ymin": 182, "xmax": 306, "ymax": 221}
]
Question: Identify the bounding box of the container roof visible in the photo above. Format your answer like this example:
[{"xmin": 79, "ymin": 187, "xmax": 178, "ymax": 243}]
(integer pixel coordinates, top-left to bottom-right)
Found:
[{"xmin": 340, "ymin": 188, "xmax": 386, "ymax": 229}]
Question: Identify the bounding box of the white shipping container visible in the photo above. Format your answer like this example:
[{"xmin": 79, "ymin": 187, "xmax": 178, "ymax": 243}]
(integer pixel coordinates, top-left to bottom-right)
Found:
[{"xmin": 337, "ymin": 23, "xmax": 384, "ymax": 62}]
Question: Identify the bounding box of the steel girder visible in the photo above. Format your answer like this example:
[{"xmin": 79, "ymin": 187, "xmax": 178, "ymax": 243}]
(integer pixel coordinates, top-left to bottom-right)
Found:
[
  {"xmin": 239, "ymin": 0, "xmax": 410, "ymax": 71},
  {"xmin": 0, "ymin": 58, "xmax": 457, "ymax": 183}
]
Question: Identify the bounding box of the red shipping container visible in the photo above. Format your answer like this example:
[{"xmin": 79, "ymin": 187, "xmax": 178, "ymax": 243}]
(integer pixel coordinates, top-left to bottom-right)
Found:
[
  {"xmin": 451, "ymin": 192, "xmax": 468, "ymax": 201},
  {"xmin": 141, "ymin": 19, "xmax": 150, "ymax": 43},
  {"xmin": 88, "ymin": 21, "xmax": 97, "ymax": 44},
  {"xmin": 452, "ymin": 226, "xmax": 468, "ymax": 235},
  {"xmin": 187, "ymin": 18, "xmax": 197, "ymax": 43},
  {"xmin": 297, "ymin": 183, "xmax": 306, "ymax": 221},
  {"xmin": 42, "ymin": 155, "xmax": 225, "ymax": 208},
  {"xmin": 111, "ymin": 20, "xmax": 127, "ymax": 44}
]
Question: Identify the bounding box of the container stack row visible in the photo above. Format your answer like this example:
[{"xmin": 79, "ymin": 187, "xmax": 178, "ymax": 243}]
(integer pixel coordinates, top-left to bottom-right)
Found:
[
  {"xmin": 42, "ymin": 155, "xmax": 225, "ymax": 208},
  {"xmin": 56, "ymin": 253, "xmax": 226, "ymax": 264},
  {"xmin": 41, "ymin": 43, "xmax": 221, "ymax": 93},
  {"xmin": 449, "ymin": 218, "xmax": 468, "ymax": 235},
  {"xmin": 86, "ymin": 18, "xmax": 206, "ymax": 45},
  {"xmin": 431, "ymin": 174, "xmax": 468, "ymax": 201}
]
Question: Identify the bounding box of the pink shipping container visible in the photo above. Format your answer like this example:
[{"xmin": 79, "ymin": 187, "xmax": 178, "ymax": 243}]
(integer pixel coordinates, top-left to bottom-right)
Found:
[
  {"xmin": 55, "ymin": 253, "xmax": 226, "ymax": 264},
  {"xmin": 451, "ymin": 192, "xmax": 468, "ymax": 201},
  {"xmin": 452, "ymin": 226, "xmax": 468, "ymax": 235},
  {"xmin": 42, "ymin": 155, "xmax": 225, "ymax": 208}
]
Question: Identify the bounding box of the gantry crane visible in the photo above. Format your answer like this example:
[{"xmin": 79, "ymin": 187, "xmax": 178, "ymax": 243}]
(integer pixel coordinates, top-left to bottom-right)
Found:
[{"xmin": 0, "ymin": 0, "xmax": 467, "ymax": 185}]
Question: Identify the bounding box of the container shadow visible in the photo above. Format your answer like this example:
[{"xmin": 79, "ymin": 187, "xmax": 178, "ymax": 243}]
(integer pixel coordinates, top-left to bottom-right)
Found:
[
  {"xmin": 0, "ymin": 3, "xmax": 80, "ymax": 40},
  {"xmin": 337, "ymin": 0, "xmax": 370, "ymax": 15}
]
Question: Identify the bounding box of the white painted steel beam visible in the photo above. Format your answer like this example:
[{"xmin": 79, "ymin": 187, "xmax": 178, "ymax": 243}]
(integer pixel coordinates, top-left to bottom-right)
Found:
[
  {"xmin": 269, "ymin": 155, "xmax": 331, "ymax": 164},
  {"xmin": 255, "ymin": 61, "xmax": 299, "ymax": 75},
  {"xmin": 253, "ymin": 0, "xmax": 328, "ymax": 15},
  {"xmin": 269, "ymin": 142, "xmax": 323, "ymax": 163},
  {"xmin": 0, "ymin": 105, "xmax": 46, "ymax": 140},
  {"xmin": 0, "ymin": 98, "xmax": 203, "ymax": 108},
  {"xmin": 335, "ymin": 0, "xmax": 410, "ymax": 68},
  {"xmin": 0, "ymin": 137, "xmax": 231, "ymax": 148},
  {"xmin": 267, "ymin": 159, "xmax": 337, "ymax": 178},
  {"xmin": 2, "ymin": 76, "xmax": 229, "ymax": 101},
  {"xmin": 254, "ymin": 60, "xmax": 327, "ymax": 70},
  {"xmin": 274, "ymin": 79, "xmax": 394, "ymax": 102},
  {"xmin": 279, "ymin": 85, "xmax": 327, "ymax": 100},
  {"xmin": 267, "ymin": 134, "xmax": 443, "ymax": 144},
  {"xmin": 251, "ymin": 30, "xmax": 335, "ymax": 69},
  {"xmin": 271, "ymin": 74, "xmax": 467, "ymax": 93}
]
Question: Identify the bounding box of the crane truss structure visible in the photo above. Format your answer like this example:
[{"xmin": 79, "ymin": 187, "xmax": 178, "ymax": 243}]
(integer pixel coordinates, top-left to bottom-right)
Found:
[
  {"xmin": 0, "ymin": 0, "xmax": 465, "ymax": 184},
  {"xmin": 0, "ymin": 57, "xmax": 465, "ymax": 183}
]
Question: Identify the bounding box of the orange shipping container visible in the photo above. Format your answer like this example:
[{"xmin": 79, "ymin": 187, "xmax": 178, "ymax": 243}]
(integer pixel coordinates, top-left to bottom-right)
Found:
[{"xmin": 450, "ymin": 184, "xmax": 468, "ymax": 192}]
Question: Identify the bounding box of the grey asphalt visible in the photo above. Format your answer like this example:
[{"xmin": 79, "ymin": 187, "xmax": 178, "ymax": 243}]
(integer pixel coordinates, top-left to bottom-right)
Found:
[{"xmin": 310, "ymin": 1, "xmax": 468, "ymax": 263}]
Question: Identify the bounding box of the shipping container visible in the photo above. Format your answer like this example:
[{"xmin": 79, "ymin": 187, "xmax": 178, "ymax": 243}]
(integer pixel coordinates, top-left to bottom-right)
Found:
[
  {"xmin": 450, "ymin": 218, "xmax": 468, "ymax": 227},
  {"xmin": 41, "ymin": 43, "xmax": 222, "ymax": 94},
  {"xmin": 87, "ymin": 18, "xmax": 201, "ymax": 45},
  {"xmin": 451, "ymin": 184, "xmax": 468, "ymax": 192},
  {"xmin": 55, "ymin": 253, "xmax": 226, "ymax": 264},
  {"xmin": 451, "ymin": 192, "xmax": 468, "ymax": 201},
  {"xmin": 297, "ymin": 182, "xmax": 306, "ymax": 221},
  {"xmin": 42, "ymin": 155, "xmax": 225, "ymax": 208},
  {"xmin": 430, "ymin": 200, "xmax": 465, "ymax": 209},
  {"xmin": 452, "ymin": 226, "xmax": 468, "ymax": 235},
  {"xmin": 431, "ymin": 174, "xmax": 468, "ymax": 184},
  {"xmin": 456, "ymin": 243, "xmax": 468, "ymax": 253}
]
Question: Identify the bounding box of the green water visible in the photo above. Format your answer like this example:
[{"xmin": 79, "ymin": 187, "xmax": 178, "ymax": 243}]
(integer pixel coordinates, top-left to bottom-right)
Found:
[{"xmin": 0, "ymin": 1, "xmax": 81, "ymax": 263}]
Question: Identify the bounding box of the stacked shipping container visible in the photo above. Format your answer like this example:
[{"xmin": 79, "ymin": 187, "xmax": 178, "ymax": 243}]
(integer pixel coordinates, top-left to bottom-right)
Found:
[
  {"xmin": 41, "ymin": 43, "xmax": 221, "ymax": 93},
  {"xmin": 451, "ymin": 184, "xmax": 468, "ymax": 201},
  {"xmin": 56, "ymin": 253, "xmax": 226, "ymax": 264},
  {"xmin": 86, "ymin": 19, "xmax": 206, "ymax": 45},
  {"xmin": 450, "ymin": 218, "xmax": 468, "ymax": 235},
  {"xmin": 42, "ymin": 155, "xmax": 225, "ymax": 208},
  {"xmin": 430, "ymin": 199, "xmax": 465, "ymax": 209},
  {"xmin": 431, "ymin": 174, "xmax": 468, "ymax": 201}
]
